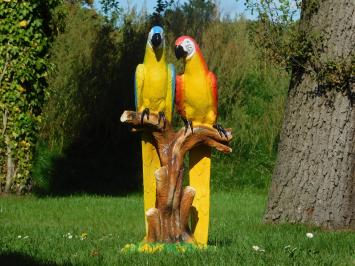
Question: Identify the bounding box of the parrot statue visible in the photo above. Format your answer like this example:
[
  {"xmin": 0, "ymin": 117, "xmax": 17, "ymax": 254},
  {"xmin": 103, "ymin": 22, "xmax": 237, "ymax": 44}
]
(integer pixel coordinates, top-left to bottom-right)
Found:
[
  {"xmin": 174, "ymin": 36, "xmax": 227, "ymax": 245},
  {"xmin": 134, "ymin": 26, "xmax": 175, "ymax": 234}
]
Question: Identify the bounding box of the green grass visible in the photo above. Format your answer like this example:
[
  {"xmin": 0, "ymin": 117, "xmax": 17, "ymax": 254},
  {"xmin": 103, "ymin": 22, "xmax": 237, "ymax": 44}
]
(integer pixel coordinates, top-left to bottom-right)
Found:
[{"xmin": 0, "ymin": 191, "xmax": 354, "ymax": 265}]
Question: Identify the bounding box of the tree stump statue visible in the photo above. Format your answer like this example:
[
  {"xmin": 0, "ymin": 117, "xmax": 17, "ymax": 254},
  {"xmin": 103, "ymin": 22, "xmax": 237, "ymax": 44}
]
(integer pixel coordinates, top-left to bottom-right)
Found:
[{"xmin": 120, "ymin": 111, "xmax": 232, "ymax": 243}]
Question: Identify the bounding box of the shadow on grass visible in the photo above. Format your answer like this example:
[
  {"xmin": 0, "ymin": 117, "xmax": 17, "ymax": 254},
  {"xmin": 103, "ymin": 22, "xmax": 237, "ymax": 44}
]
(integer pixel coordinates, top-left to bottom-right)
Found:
[{"xmin": 0, "ymin": 252, "xmax": 59, "ymax": 266}]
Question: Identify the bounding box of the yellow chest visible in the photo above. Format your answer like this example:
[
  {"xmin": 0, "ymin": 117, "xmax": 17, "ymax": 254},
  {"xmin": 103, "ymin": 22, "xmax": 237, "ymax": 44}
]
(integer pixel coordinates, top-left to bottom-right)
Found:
[
  {"xmin": 183, "ymin": 73, "xmax": 214, "ymax": 122},
  {"xmin": 141, "ymin": 64, "xmax": 168, "ymax": 112}
]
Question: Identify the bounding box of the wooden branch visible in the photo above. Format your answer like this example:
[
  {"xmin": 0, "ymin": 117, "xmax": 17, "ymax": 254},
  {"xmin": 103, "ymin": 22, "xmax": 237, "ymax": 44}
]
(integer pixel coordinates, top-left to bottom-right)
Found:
[
  {"xmin": 121, "ymin": 110, "xmax": 233, "ymax": 243},
  {"xmin": 174, "ymin": 126, "xmax": 232, "ymax": 158}
]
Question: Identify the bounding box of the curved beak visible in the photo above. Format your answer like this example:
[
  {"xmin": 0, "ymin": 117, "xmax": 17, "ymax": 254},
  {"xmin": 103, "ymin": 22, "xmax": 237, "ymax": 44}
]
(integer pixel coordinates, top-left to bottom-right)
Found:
[
  {"xmin": 175, "ymin": 45, "xmax": 187, "ymax": 59},
  {"xmin": 151, "ymin": 33, "xmax": 162, "ymax": 48}
]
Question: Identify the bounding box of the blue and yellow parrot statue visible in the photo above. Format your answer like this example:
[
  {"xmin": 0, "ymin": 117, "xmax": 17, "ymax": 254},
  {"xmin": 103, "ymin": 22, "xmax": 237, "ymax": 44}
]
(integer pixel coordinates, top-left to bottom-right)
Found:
[
  {"xmin": 174, "ymin": 36, "xmax": 227, "ymax": 245},
  {"xmin": 134, "ymin": 26, "xmax": 175, "ymax": 233}
]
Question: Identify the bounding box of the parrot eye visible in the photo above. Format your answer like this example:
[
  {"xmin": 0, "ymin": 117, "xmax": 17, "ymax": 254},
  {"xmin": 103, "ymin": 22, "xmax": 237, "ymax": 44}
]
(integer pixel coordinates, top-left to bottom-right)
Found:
[{"xmin": 184, "ymin": 40, "xmax": 195, "ymax": 55}]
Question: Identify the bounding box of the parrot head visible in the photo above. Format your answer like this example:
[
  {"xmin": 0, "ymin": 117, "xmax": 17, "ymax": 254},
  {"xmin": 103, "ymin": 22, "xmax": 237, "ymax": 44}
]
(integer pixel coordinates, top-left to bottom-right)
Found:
[
  {"xmin": 174, "ymin": 36, "xmax": 199, "ymax": 61},
  {"xmin": 148, "ymin": 26, "xmax": 164, "ymax": 49}
]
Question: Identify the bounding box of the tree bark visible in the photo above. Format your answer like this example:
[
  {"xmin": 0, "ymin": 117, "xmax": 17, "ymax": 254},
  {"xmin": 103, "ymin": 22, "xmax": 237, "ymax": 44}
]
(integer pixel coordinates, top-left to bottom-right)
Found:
[
  {"xmin": 264, "ymin": 0, "xmax": 355, "ymax": 229},
  {"xmin": 121, "ymin": 110, "xmax": 232, "ymax": 242}
]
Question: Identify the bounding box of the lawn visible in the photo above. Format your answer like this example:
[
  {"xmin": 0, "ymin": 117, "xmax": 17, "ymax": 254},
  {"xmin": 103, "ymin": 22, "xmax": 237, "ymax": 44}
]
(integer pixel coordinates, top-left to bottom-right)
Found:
[{"xmin": 0, "ymin": 190, "xmax": 354, "ymax": 265}]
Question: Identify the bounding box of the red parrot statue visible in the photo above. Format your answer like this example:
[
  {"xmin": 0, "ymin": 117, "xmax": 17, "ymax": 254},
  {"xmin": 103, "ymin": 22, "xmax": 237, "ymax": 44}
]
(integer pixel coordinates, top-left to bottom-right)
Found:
[{"xmin": 174, "ymin": 36, "xmax": 227, "ymax": 245}]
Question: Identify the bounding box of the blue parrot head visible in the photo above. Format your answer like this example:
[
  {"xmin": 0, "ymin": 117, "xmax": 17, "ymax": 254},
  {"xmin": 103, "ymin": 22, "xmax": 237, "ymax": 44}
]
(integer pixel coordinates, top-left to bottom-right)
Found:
[{"xmin": 148, "ymin": 26, "xmax": 164, "ymax": 49}]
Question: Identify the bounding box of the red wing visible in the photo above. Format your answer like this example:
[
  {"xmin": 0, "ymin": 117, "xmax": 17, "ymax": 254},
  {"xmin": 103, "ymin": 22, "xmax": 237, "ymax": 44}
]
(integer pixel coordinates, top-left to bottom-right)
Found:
[
  {"xmin": 175, "ymin": 75, "xmax": 186, "ymax": 118},
  {"xmin": 208, "ymin": 71, "xmax": 218, "ymax": 116}
]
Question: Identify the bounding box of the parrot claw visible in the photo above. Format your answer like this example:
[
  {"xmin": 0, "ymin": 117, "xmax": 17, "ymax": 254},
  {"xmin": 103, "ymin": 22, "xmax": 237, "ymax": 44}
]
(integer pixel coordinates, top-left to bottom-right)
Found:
[
  {"xmin": 158, "ymin": 111, "xmax": 166, "ymax": 129},
  {"xmin": 213, "ymin": 124, "xmax": 228, "ymax": 139},
  {"xmin": 141, "ymin": 108, "xmax": 150, "ymax": 124},
  {"xmin": 188, "ymin": 120, "xmax": 193, "ymax": 134},
  {"xmin": 182, "ymin": 117, "xmax": 193, "ymax": 134}
]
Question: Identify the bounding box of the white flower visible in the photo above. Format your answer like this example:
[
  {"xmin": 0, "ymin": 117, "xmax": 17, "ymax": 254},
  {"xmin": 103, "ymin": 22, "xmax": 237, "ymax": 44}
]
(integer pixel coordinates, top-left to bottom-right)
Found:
[
  {"xmin": 23, "ymin": 236, "xmax": 29, "ymax": 239},
  {"xmin": 17, "ymin": 235, "xmax": 22, "ymax": 239},
  {"xmin": 252, "ymin": 245, "xmax": 265, "ymax": 252},
  {"xmin": 64, "ymin": 232, "xmax": 73, "ymax": 239},
  {"xmin": 252, "ymin": 245, "xmax": 260, "ymax": 251},
  {"xmin": 306, "ymin": 232, "xmax": 314, "ymax": 238}
]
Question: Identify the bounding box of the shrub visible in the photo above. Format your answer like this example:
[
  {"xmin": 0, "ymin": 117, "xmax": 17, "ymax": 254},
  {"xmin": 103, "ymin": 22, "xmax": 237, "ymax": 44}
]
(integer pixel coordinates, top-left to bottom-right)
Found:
[
  {"xmin": 33, "ymin": 4, "xmax": 289, "ymax": 194},
  {"xmin": 0, "ymin": 0, "xmax": 60, "ymax": 194},
  {"xmin": 201, "ymin": 19, "xmax": 289, "ymax": 190}
]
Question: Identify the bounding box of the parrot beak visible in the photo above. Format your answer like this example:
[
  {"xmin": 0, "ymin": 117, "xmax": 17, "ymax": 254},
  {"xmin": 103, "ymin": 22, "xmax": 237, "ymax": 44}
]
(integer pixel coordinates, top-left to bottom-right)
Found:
[
  {"xmin": 151, "ymin": 33, "xmax": 162, "ymax": 48},
  {"xmin": 175, "ymin": 45, "xmax": 187, "ymax": 59}
]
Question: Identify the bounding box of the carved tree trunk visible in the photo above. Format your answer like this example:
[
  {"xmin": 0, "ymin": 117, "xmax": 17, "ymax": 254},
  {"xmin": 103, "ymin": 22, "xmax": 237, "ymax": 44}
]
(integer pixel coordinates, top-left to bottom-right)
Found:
[
  {"xmin": 264, "ymin": 0, "xmax": 355, "ymax": 229},
  {"xmin": 121, "ymin": 111, "xmax": 232, "ymax": 243}
]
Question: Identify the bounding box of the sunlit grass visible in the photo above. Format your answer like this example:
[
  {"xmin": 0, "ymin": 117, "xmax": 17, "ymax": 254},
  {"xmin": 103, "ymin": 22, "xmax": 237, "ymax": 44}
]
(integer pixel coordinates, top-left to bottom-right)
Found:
[{"xmin": 0, "ymin": 190, "xmax": 354, "ymax": 265}]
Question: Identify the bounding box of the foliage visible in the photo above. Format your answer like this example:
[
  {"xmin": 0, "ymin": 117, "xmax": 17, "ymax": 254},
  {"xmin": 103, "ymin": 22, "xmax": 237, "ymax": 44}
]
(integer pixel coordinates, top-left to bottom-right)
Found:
[
  {"xmin": 151, "ymin": 0, "xmax": 174, "ymax": 25},
  {"xmin": 198, "ymin": 19, "xmax": 289, "ymax": 189},
  {"xmin": 312, "ymin": 58, "xmax": 355, "ymax": 105},
  {"xmin": 163, "ymin": 0, "xmax": 217, "ymax": 43},
  {"xmin": 31, "ymin": 2, "xmax": 289, "ymax": 194},
  {"xmin": 33, "ymin": 4, "xmax": 148, "ymax": 194},
  {"xmin": 0, "ymin": 191, "xmax": 354, "ymax": 264},
  {"xmin": 0, "ymin": 0, "xmax": 61, "ymax": 193},
  {"xmin": 99, "ymin": 0, "xmax": 121, "ymax": 24},
  {"xmin": 244, "ymin": 0, "xmax": 354, "ymax": 106},
  {"xmin": 244, "ymin": 0, "xmax": 301, "ymax": 68}
]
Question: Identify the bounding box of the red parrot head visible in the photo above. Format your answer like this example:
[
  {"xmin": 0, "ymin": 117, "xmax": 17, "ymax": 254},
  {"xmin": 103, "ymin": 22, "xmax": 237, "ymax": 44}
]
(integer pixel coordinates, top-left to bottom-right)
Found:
[{"xmin": 175, "ymin": 36, "xmax": 200, "ymax": 61}]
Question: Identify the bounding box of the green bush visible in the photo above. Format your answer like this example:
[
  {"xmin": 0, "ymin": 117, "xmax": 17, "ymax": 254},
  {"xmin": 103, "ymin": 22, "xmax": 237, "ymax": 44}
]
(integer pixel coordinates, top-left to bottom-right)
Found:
[
  {"xmin": 33, "ymin": 3, "xmax": 289, "ymax": 194},
  {"xmin": 33, "ymin": 4, "xmax": 148, "ymax": 194},
  {"xmin": 201, "ymin": 20, "xmax": 289, "ymax": 190},
  {"xmin": 0, "ymin": 0, "xmax": 60, "ymax": 194}
]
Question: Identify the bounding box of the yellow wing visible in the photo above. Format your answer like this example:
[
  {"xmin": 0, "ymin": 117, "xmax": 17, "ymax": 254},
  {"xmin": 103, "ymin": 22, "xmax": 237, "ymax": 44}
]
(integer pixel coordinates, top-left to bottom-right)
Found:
[{"xmin": 134, "ymin": 64, "xmax": 145, "ymax": 111}]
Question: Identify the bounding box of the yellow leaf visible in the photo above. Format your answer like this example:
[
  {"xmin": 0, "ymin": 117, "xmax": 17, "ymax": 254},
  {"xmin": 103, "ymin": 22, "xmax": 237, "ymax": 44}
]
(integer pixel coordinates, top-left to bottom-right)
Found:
[
  {"xmin": 19, "ymin": 20, "xmax": 28, "ymax": 28},
  {"xmin": 20, "ymin": 140, "xmax": 27, "ymax": 147},
  {"xmin": 80, "ymin": 232, "xmax": 88, "ymax": 239},
  {"xmin": 17, "ymin": 85, "xmax": 26, "ymax": 93}
]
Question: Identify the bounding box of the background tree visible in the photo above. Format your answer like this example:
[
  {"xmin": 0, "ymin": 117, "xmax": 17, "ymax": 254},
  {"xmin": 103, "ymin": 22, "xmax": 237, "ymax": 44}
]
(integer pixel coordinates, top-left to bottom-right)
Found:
[
  {"xmin": 32, "ymin": 0, "xmax": 289, "ymax": 195},
  {"xmin": 163, "ymin": 0, "xmax": 217, "ymax": 43},
  {"xmin": 262, "ymin": 0, "xmax": 355, "ymax": 229},
  {"xmin": 0, "ymin": 0, "xmax": 61, "ymax": 194},
  {"xmin": 34, "ymin": 2, "xmax": 148, "ymax": 195}
]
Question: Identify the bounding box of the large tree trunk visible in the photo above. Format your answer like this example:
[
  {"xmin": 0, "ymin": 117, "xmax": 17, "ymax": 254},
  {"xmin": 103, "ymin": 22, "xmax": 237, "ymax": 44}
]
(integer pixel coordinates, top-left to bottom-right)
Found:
[{"xmin": 264, "ymin": 0, "xmax": 355, "ymax": 229}]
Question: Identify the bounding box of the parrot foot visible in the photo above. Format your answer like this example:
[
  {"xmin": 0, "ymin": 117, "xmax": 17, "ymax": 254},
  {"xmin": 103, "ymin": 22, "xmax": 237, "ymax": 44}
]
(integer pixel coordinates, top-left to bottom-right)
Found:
[
  {"xmin": 141, "ymin": 108, "xmax": 150, "ymax": 124},
  {"xmin": 213, "ymin": 123, "xmax": 228, "ymax": 138},
  {"xmin": 182, "ymin": 117, "xmax": 193, "ymax": 134},
  {"xmin": 157, "ymin": 111, "xmax": 166, "ymax": 129}
]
